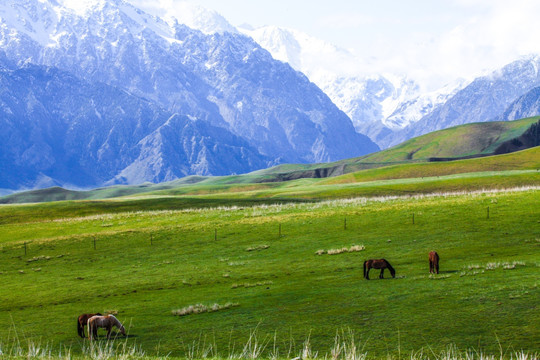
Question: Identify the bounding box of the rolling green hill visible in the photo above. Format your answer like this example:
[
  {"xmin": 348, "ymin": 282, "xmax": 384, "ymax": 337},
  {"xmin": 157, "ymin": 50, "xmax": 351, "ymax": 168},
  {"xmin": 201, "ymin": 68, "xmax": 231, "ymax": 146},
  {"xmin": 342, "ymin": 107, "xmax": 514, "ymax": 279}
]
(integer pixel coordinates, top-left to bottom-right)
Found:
[
  {"xmin": 1, "ymin": 117, "xmax": 539, "ymax": 204},
  {"xmin": 254, "ymin": 117, "xmax": 540, "ymax": 181}
]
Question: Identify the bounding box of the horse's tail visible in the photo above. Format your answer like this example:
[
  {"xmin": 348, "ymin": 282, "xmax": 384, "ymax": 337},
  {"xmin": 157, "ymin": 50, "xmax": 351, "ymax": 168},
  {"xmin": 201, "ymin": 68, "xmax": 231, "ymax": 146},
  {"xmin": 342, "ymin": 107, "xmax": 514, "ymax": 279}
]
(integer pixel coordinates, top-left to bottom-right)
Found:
[
  {"xmin": 385, "ymin": 260, "xmax": 396, "ymax": 278},
  {"xmin": 77, "ymin": 317, "xmax": 83, "ymax": 338},
  {"xmin": 363, "ymin": 261, "xmax": 367, "ymax": 278}
]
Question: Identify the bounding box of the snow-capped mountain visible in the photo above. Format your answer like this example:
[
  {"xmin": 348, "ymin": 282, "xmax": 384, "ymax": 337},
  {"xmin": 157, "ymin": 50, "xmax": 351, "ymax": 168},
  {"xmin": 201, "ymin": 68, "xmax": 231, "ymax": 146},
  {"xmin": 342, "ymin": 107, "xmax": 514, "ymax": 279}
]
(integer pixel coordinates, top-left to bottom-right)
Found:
[
  {"xmin": 240, "ymin": 25, "xmax": 466, "ymax": 147},
  {"xmin": 127, "ymin": 0, "xmax": 238, "ymax": 35},
  {"xmin": 0, "ymin": 0, "xmax": 378, "ymax": 191},
  {"xmin": 497, "ymin": 86, "xmax": 540, "ymax": 121},
  {"xmin": 0, "ymin": 59, "xmax": 269, "ymax": 190},
  {"xmin": 385, "ymin": 55, "xmax": 540, "ymax": 148}
]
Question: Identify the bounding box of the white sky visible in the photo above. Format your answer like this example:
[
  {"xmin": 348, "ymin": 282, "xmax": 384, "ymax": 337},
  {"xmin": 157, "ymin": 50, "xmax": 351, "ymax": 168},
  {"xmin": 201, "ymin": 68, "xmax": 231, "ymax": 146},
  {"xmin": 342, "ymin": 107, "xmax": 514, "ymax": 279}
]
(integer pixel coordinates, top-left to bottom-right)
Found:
[
  {"xmin": 153, "ymin": 0, "xmax": 540, "ymax": 90},
  {"xmin": 64, "ymin": 0, "xmax": 540, "ymax": 91}
]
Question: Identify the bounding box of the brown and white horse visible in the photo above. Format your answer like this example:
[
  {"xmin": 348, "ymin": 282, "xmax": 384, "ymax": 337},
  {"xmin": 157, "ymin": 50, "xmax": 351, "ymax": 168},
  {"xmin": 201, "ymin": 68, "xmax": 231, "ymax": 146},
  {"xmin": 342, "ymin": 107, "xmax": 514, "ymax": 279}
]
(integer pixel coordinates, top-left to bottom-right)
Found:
[
  {"xmin": 429, "ymin": 251, "xmax": 440, "ymax": 274},
  {"xmin": 363, "ymin": 259, "xmax": 396, "ymax": 280},
  {"xmin": 87, "ymin": 314, "xmax": 126, "ymax": 340},
  {"xmin": 77, "ymin": 313, "xmax": 101, "ymax": 338}
]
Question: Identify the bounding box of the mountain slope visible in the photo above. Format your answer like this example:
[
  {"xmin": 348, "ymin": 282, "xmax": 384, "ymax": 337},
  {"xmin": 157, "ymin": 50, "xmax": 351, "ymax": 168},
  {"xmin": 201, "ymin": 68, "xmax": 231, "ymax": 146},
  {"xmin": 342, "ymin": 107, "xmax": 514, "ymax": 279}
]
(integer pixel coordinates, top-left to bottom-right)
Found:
[
  {"xmin": 497, "ymin": 86, "xmax": 540, "ymax": 121},
  {"xmin": 384, "ymin": 56, "xmax": 540, "ymax": 148},
  {"xmin": 240, "ymin": 25, "xmax": 466, "ymax": 147},
  {"xmin": 0, "ymin": 62, "xmax": 269, "ymax": 190},
  {"xmin": 0, "ymin": 0, "xmax": 378, "ymax": 191}
]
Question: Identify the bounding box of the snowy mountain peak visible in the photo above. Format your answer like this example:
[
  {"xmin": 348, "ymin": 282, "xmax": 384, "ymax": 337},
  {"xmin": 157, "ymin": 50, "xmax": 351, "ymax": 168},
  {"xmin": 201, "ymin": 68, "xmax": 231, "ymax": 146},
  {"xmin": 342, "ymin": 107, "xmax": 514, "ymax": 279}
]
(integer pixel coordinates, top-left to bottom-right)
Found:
[
  {"xmin": 127, "ymin": 0, "xmax": 237, "ymax": 35},
  {"xmin": 240, "ymin": 24, "xmax": 469, "ymax": 146},
  {"xmin": 0, "ymin": 0, "xmax": 62, "ymax": 46},
  {"xmin": 0, "ymin": 0, "xmax": 379, "ymax": 191},
  {"xmin": 241, "ymin": 25, "xmax": 358, "ymax": 78}
]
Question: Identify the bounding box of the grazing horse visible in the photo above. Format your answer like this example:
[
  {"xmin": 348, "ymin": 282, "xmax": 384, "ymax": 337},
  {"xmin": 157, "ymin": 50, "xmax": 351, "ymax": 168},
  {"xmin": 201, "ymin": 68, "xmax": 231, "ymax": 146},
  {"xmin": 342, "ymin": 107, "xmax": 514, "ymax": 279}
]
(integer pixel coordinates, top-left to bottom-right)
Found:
[
  {"xmin": 87, "ymin": 315, "xmax": 126, "ymax": 340},
  {"xmin": 429, "ymin": 251, "xmax": 440, "ymax": 274},
  {"xmin": 363, "ymin": 259, "xmax": 395, "ymax": 280},
  {"xmin": 77, "ymin": 313, "xmax": 102, "ymax": 338}
]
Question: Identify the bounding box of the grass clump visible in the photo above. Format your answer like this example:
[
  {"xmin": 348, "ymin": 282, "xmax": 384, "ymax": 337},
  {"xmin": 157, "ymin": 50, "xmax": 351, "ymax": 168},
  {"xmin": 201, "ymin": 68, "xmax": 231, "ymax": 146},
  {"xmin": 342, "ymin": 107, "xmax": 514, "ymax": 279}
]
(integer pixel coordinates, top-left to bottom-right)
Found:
[
  {"xmin": 246, "ymin": 245, "xmax": 270, "ymax": 252},
  {"xmin": 172, "ymin": 303, "xmax": 239, "ymax": 316},
  {"xmin": 316, "ymin": 245, "xmax": 365, "ymax": 255}
]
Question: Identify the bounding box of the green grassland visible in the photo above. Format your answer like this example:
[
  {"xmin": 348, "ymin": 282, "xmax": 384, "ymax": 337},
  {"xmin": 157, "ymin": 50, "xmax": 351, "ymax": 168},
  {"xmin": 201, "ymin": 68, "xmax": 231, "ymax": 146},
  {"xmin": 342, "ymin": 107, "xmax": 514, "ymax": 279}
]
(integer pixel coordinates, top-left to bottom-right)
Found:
[{"xmin": 0, "ymin": 187, "xmax": 539, "ymax": 358}]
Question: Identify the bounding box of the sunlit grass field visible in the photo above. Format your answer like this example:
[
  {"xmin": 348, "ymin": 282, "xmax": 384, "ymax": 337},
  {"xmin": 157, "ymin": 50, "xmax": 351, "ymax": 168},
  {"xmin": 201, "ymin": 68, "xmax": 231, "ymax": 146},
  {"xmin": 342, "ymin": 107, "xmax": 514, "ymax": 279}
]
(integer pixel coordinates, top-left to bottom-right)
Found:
[{"xmin": 0, "ymin": 186, "xmax": 538, "ymax": 358}]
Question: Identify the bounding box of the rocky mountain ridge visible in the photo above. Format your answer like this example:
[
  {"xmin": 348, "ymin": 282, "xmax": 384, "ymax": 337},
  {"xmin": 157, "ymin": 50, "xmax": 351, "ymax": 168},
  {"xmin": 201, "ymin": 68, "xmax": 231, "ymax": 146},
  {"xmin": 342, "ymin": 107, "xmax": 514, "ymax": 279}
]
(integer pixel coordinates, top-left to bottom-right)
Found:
[{"xmin": 0, "ymin": 0, "xmax": 378, "ymax": 192}]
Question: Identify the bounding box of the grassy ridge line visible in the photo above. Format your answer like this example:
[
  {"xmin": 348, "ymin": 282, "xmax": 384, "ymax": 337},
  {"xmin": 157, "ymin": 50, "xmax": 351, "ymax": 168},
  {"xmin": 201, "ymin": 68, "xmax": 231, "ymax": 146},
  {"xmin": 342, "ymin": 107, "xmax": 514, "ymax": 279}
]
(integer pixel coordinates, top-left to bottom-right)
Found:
[
  {"xmin": 321, "ymin": 146, "xmax": 540, "ymax": 185},
  {"xmin": 359, "ymin": 117, "xmax": 539, "ymax": 162},
  {"xmin": 0, "ymin": 169, "xmax": 538, "ymax": 226},
  {"xmin": 118, "ymin": 147, "xmax": 540, "ymax": 199},
  {"xmin": 2, "ymin": 119, "xmax": 539, "ymax": 205},
  {"xmin": 253, "ymin": 117, "xmax": 540, "ymax": 176}
]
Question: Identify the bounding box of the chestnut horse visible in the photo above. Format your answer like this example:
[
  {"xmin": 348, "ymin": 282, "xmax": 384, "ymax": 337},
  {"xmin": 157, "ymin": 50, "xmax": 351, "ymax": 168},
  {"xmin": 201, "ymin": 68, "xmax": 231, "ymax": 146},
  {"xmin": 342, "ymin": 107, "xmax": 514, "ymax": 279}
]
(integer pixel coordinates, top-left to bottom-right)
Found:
[
  {"xmin": 363, "ymin": 259, "xmax": 395, "ymax": 280},
  {"xmin": 87, "ymin": 314, "xmax": 126, "ymax": 340},
  {"xmin": 429, "ymin": 251, "xmax": 440, "ymax": 274},
  {"xmin": 77, "ymin": 313, "xmax": 101, "ymax": 338}
]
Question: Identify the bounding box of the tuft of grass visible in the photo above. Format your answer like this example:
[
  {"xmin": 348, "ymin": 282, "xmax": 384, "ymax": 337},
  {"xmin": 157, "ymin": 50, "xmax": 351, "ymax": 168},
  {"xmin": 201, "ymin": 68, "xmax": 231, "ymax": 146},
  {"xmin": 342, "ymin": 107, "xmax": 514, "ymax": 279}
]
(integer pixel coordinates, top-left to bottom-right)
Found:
[
  {"xmin": 246, "ymin": 245, "xmax": 270, "ymax": 252},
  {"xmin": 172, "ymin": 303, "xmax": 239, "ymax": 316},
  {"xmin": 316, "ymin": 245, "xmax": 365, "ymax": 255},
  {"xmin": 26, "ymin": 255, "xmax": 52, "ymax": 263}
]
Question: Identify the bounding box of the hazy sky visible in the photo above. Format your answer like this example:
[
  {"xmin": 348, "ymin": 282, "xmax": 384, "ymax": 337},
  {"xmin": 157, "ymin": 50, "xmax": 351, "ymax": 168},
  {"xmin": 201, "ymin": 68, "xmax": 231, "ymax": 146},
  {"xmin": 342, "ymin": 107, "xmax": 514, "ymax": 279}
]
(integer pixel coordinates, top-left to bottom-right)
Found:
[
  {"xmin": 66, "ymin": 0, "xmax": 540, "ymax": 90},
  {"xmin": 162, "ymin": 0, "xmax": 540, "ymax": 90}
]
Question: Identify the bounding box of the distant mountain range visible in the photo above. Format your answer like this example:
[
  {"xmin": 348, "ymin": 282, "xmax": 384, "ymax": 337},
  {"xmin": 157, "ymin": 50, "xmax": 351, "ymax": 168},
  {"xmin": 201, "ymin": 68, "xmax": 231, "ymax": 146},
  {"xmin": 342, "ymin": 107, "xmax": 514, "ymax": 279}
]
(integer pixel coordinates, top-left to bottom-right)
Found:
[
  {"xmin": 0, "ymin": 0, "xmax": 377, "ymax": 193},
  {"xmin": 167, "ymin": 6, "xmax": 540, "ymax": 150},
  {"xmin": 385, "ymin": 55, "xmax": 540, "ymax": 148},
  {"xmin": 1, "ymin": 0, "xmax": 540, "ymax": 195},
  {"xmin": 239, "ymin": 25, "xmax": 540, "ymax": 149}
]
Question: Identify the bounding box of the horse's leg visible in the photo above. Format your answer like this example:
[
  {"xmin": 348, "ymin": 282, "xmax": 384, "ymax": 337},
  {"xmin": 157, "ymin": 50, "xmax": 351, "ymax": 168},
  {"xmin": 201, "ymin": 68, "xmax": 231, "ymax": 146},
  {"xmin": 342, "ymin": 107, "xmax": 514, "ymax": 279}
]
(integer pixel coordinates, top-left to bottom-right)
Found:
[
  {"xmin": 429, "ymin": 260, "xmax": 433, "ymax": 273},
  {"xmin": 379, "ymin": 268, "xmax": 384, "ymax": 279},
  {"xmin": 107, "ymin": 324, "xmax": 112, "ymax": 339},
  {"xmin": 366, "ymin": 267, "xmax": 370, "ymax": 280},
  {"xmin": 436, "ymin": 261, "xmax": 439, "ymax": 274}
]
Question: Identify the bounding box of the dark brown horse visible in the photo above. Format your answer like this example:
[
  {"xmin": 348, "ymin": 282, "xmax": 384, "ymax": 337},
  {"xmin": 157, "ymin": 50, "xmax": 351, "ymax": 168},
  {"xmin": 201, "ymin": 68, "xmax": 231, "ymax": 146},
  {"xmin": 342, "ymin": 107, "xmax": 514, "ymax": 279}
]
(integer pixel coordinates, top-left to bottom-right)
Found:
[
  {"xmin": 363, "ymin": 259, "xmax": 395, "ymax": 280},
  {"xmin": 77, "ymin": 313, "xmax": 101, "ymax": 338},
  {"xmin": 429, "ymin": 251, "xmax": 440, "ymax": 274}
]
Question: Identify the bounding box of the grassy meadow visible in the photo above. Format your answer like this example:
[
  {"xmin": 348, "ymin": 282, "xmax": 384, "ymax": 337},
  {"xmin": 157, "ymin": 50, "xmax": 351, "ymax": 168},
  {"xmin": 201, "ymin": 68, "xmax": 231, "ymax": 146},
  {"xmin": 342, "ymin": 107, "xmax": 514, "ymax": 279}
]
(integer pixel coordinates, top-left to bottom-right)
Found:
[{"xmin": 0, "ymin": 185, "xmax": 539, "ymax": 358}]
